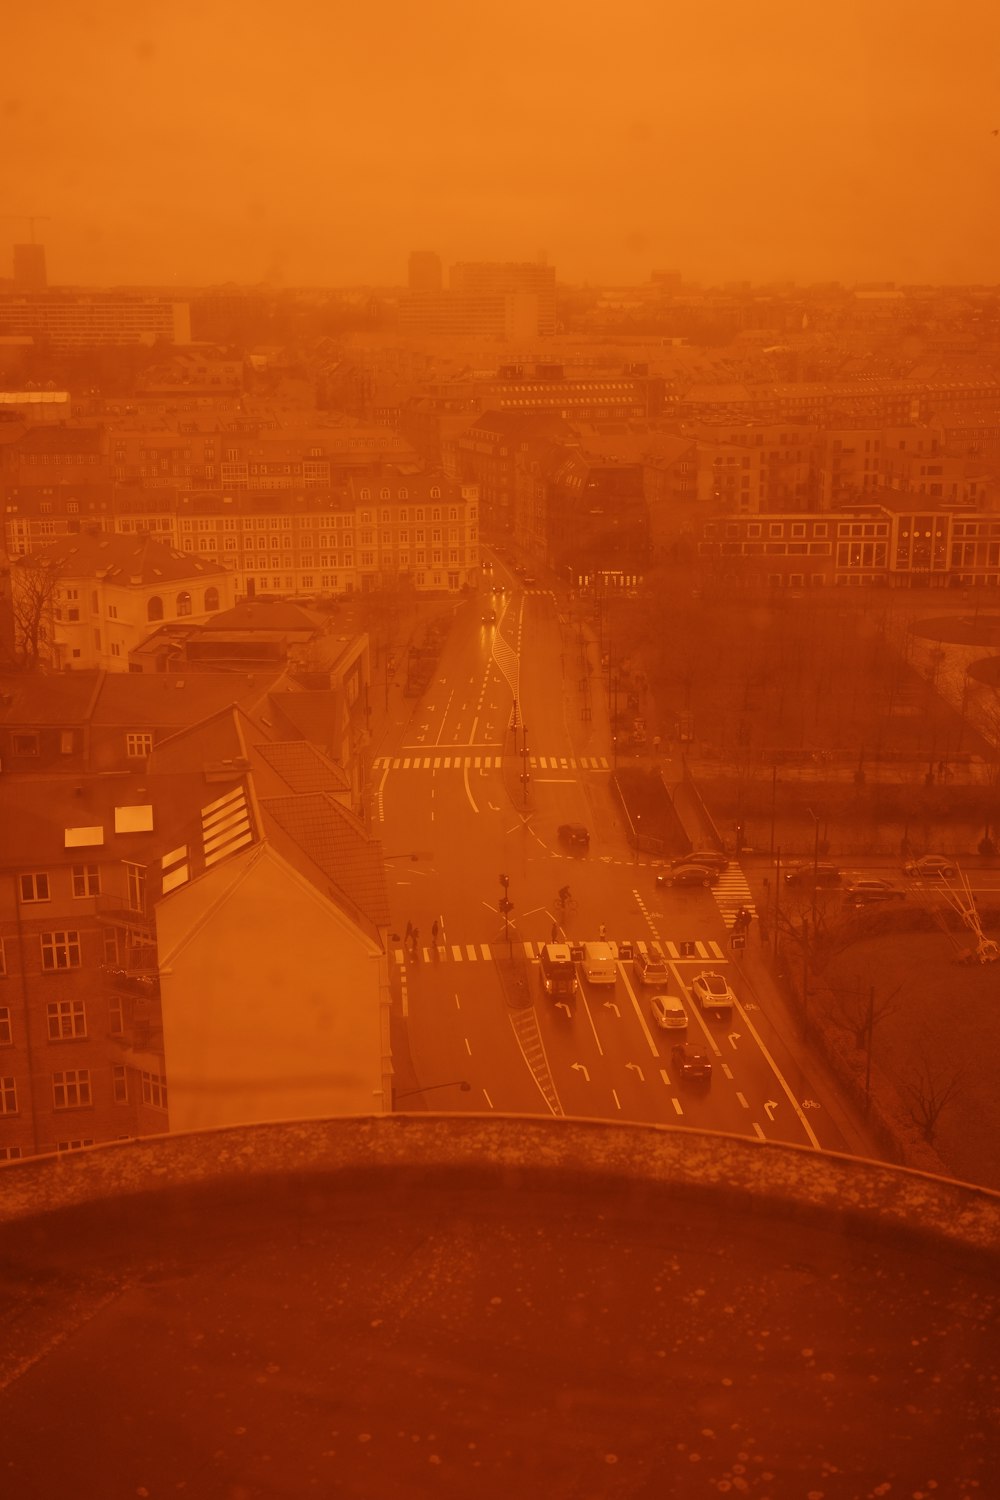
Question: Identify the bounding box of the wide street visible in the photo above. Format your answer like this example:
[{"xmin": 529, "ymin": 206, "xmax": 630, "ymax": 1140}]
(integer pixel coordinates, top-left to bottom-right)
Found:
[{"xmin": 371, "ymin": 563, "xmax": 997, "ymax": 1154}]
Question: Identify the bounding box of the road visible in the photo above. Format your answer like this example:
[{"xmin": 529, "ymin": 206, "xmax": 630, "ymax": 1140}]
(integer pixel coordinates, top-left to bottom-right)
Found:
[{"xmin": 373, "ymin": 566, "xmax": 978, "ymax": 1152}]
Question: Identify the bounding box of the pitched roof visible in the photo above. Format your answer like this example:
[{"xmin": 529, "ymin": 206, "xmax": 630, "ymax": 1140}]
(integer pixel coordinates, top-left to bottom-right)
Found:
[
  {"xmin": 90, "ymin": 671, "xmax": 284, "ymax": 727},
  {"xmin": 0, "ymin": 671, "xmax": 103, "ymax": 726},
  {"xmin": 18, "ymin": 531, "xmax": 229, "ymax": 582},
  {"xmin": 259, "ymin": 792, "xmax": 390, "ymax": 932}
]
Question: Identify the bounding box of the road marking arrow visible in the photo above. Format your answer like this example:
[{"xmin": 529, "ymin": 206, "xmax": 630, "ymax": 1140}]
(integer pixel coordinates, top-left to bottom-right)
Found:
[
  {"xmin": 625, "ymin": 1063, "xmax": 645, "ymax": 1083},
  {"xmin": 556, "ymin": 1002, "xmax": 572, "ymax": 1018},
  {"xmin": 603, "ymin": 1000, "xmax": 620, "ymax": 1017},
  {"xmin": 571, "ymin": 1063, "xmax": 590, "ymax": 1083},
  {"xmin": 764, "ymin": 1100, "xmax": 778, "ymax": 1122},
  {"xmin": 728, "ymin": 1031, "xmax": 741, "ymax": 1049}
]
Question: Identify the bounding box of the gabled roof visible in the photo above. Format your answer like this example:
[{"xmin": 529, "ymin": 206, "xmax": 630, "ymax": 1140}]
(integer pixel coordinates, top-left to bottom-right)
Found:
[
  {"xmin": 253, "ymin": 741, "xmax": 350, "ymax": 795},
  {"xmin": 0, "ymin": 671, "xmax": 103, "ymax": 726},
  {"xmin": 259, "ymin": 791, "xmax": 390, "ymax": 933},
  {"xmin": 18, "ymin": 531, "xmax": 228, "ymax": 583},
  {"xmin": 13, "ymin": 424, "xmax": 105, "ymax": 454},
  {"xmin": 200, "ymin": 600, "xmax": 327, "ymax": 634},
  {"xmin": 90, "ymin": 671, "xmax": 284, "ymax": 728}
]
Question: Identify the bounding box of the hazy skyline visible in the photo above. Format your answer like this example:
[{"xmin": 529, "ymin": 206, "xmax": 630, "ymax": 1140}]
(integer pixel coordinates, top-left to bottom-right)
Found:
[{"xmin": 4, "ymin": 0, "xmax": 1000, "ymax": 290}]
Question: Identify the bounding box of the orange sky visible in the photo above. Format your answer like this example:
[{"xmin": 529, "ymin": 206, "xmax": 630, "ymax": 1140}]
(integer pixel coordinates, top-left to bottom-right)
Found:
[{"xmin": 3, "ymin": 0, "xmax": 999, "ymax": 288}]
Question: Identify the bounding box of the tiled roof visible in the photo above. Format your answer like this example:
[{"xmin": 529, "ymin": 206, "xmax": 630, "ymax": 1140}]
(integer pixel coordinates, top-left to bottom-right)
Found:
[
  {"xmin": 0, "ymin": 671, "xmax": 103, "ymax": 725},
  {"xmin": 253, "ymin": 741, "xmax": 350, "ymax": 794},
  {"xmin": 201, "ymin": 600, "xmax": 326, "ymax": 633},
  {"xmin": 91, "ymin": 672, "xmax": 283, "ymax": 726},
  {"xmin": 266, "ymin": 690, "xmax": 340, "ymax": 746},
  {"xmin": 19, "ymin": 532, "xmax": 228, "ymax": 582},
  {"xmin": 15, "ymin": 424, "xmax": 105, "ymax": 454},
  {"xmin": 260, "ymin": 792, "xmax": 390, "ymax": 931}
]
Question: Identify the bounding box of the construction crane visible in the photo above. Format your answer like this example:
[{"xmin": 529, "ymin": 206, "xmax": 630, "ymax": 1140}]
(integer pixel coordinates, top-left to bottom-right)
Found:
[{"xmin": 1, "ymin": 215, "xmax": 50, "ymax": 242}]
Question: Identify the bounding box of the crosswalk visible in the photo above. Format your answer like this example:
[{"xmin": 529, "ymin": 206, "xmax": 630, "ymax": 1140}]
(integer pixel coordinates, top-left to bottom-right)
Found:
[
  {"xmin": 714, "ymin": 867, "xmax": 758, "ymax": 928},
  {"xmin": 373, "ymin": 753, "xmax": 610, "ymax": 772},
  {"xmin": 393, "ymin": 936, "xmax": 727, "ymax": 967}
]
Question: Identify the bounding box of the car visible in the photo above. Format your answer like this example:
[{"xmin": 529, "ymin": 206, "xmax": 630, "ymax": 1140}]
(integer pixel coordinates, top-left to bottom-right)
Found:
[
  {"xmin": 661, "ymin": 863, "xmax": 718, "ymax": 887},
  {"xmin": 690, "ymin": 971, "xmax": 736, "ymax": 1014},
  {"xmin": 650, "ymin": 995, "xmax": 688, "ymax": 1030},
  {"xmin": 482, "ymin": 610, "xmax": 496, "ymax": 624},
  {"xmin": 522, "ymin": 574, "xmax": 537, "ymax": 586},
  {"xmin": 670, "ymin": 849, "xmax": 729, "ymax": 872},
  {"xmin": 784, "ymin": 861, "xmax": 842, "ymax": 887},
  {"xmin": 843, "ymin": 876, "xmax": 907, "ymax": 904},
  {"xmin": 633, "ymin": 942, "xmax": 670, "ymax": 985},
  {"xmin": 670, "ymin": 1043, "xmax": 712, "ymax": 1083},
  {"xmin": 904, "ymin": 854, "xmax": 957, "ymax": 879},
  {"xmin": 557, "ymin": 823, "xmax": 590, "ymax": 851}
]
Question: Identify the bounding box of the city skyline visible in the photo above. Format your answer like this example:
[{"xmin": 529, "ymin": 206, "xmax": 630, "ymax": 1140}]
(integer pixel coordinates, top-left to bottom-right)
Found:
[{"xmin": 4, "ymin": 0, "xmax": 1000, "ymax": 291}]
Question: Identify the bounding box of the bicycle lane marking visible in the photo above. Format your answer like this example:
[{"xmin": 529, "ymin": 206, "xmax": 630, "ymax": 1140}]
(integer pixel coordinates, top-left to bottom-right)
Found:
[{"xmin": 729, "ymin": 992, "xmax": 822, "ymax": 1149}]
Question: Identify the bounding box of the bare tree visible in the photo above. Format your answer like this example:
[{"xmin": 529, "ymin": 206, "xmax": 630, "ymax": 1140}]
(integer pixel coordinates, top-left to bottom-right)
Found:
[
  {"xmin": 900, "ymin": 1051, "xmax": 964, "ymax": 1146},
  {"xmin": 10, "ymin": 556, "xmax": 61, "ymax": 670}
]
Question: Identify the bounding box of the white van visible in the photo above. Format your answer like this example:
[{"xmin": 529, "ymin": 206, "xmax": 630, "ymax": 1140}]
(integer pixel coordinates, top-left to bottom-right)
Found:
[{"xmin": 581, "ymin": 940, "xmax": 618, "ymax": 985}]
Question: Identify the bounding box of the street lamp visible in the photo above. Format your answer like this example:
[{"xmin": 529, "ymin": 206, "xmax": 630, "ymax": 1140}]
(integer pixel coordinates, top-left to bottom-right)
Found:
[
  {"xmin": 520, "ymin": 724, "xmax": 530, "ymax": 807},
  {"xmin": 393, "ymin": 1080, "xmax": 472, "ymax": 1106}
]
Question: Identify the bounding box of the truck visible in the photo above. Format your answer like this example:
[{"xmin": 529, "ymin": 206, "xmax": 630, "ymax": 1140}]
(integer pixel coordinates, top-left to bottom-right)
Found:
[
  {"xmin": 539, "ymin": 943, "xmax": 578, "ymax": 1011},
  {"xmin": 581, "ymin": 940, "xmax": 618, "ymax": 986}
]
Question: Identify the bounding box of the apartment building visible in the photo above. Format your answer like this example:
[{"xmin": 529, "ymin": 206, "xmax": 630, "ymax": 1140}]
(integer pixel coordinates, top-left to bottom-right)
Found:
[
  {"xmin": 168, "ymin": 468, "xmax": 479, "ymax": 599},
  {"xmin": 691, "ymin": 421, "xmax": 817, "ymax": 512},
  {"xmin": 0, "ymin": 710, "xmax": 392, "ymax": 1161},
  {"xmin": 4, "ymin": 467, "xmax": 480, "ymax": 600},
  {"xmin": 0, "ymin": 293, "xmax": 191, "ymax": 346},
  {"xmin": 449, "ymin": 262, "xmax": 557, "ymax": 337}
]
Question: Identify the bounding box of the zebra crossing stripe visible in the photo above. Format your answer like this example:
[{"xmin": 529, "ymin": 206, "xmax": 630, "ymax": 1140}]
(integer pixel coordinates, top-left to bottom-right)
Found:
[
  {"xmin": 665, "ymin": 941, "xmax": 680, "ymax": 958},
  {"xmin": 463, "ymin": 943, "xmax": 476, "ymax": 960},
  {"xmin": 709, "ymin": 941, "xmax": 724, "ymax": 958},
  {"xmin": 480, "ymin": 943, "xmax": 492, "ymax": 961}
]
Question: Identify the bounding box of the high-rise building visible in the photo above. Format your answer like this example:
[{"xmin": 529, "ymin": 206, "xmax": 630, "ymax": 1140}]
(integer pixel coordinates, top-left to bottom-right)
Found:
[
  {"xmin": 12, "ymin": 243, "xmax": 47, "ymax": 291},
  {"xmin": 408, "ymin": 251, "xmax": 442, "ymax": 292},
  {"xmin": 449, "ymin": 261, "xmax": 556, "ymax": 335}
]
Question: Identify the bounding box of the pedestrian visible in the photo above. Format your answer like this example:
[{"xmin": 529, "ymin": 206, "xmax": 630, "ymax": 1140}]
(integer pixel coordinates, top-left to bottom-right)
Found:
[
  {"xmin": 431, "ymin": 919, "xmax": 439, "ymax": 945},
  {"xmin": 598, "ymin": 922, "xmax": 607, "ymax": 940},
  {"xmin": 411, "ymin": 926, "xmax": 420, "ymax": 960},
  {"xmin": 551, "ymin": 922, "xmax": 559, "ymax": 943},
  {"xmin": 404, "ymin": 920, "xmax": 413, "ymax": 946}
]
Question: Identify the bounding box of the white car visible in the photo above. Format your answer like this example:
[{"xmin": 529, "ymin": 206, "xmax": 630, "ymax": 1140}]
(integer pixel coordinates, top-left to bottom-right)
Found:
[
  {"xmin": 690, "ymin": 971, "xmax": 736, "ymax": 1014},
  {"xmin": 650, "ymin": 994, "xmax": 688, "ymax": 1030}
]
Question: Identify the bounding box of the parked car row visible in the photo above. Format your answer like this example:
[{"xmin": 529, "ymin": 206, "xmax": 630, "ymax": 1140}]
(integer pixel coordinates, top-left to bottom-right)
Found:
[{"xmin": 782, "ymin": 853, "xmax": 959, "ymax": 902}]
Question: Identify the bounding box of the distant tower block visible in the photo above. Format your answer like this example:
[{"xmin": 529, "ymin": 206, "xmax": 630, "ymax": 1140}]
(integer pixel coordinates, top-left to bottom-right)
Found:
[
  {"xmin": 13, "ymin": 242, "xmax": 47, "ymax": 291},
  {"xmin": 408, "ymin": 251, "xmax": 442, "ymax": 292}
]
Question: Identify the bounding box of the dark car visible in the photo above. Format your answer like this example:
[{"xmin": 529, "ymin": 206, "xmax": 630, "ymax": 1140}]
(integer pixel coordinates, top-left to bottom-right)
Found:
[
  {"xmin": 671, "ymin": 1043, "xmax": 712, "ymax": 1084},
  {"xmin": 670, "ymin": 850, "xmax": 729, "ymax": 872},
  {"xmin": 557, "ymin": 823, "xmax": 590, "ymax": 851},
  {"xmin": 660, "ymin": 863, "xmax": 718, "ymax": 888},
  {"xmin": 904, "ymin": 854, "xmax": 957, "ymax": 879},
  {"xmin": 482, "ymin": 609, "xmax": 496, "ymax": 624},
  {"xmin": 784, "ymin": 861, "xmax": 842, "ymax": 887},
  {"xmin": 843, "ymin": 876, "xmax": 907, "ymax": 904}
]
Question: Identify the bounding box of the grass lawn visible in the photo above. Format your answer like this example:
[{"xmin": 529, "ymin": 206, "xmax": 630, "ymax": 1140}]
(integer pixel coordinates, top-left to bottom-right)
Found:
[{"xmin": 823, "ymin": 932, "xmax": 1000, "ymax": 1192}]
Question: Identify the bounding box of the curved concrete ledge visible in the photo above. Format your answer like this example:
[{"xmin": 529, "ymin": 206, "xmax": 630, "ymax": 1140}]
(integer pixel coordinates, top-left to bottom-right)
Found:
[{"xmin": 3, "ymin": 1114, "xmax": 999, "ymax": 1257}]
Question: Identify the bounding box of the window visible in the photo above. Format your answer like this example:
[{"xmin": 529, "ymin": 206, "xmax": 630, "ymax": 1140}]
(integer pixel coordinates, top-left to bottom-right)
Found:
[
  {"xmin": 176, "ymin": 590, "xmax": 192, "ymax": 616},
  {"xmin": 72, "ymin": 864, "xmax": 100, "ymax": 898},
  {"xmin": 0, "ymin": 1146, "xmax": 22, "ymax": 1160},
  {"xmin": 204, "ymin": 586, "xmax": 220, "ymax": 611},
  {"xmin": 1, "ymin": 1076, "xmax": 17, "ymax": 1114},
  {"xmin": 0, "ymin": 1006, "xmax": 11, "ymax": 1045},
  {"xmin": 19, "ymin": 872, "xmax": 50, "ymax": 903},
  {"xmin": 47, "ymin": 1000, "xmax": 87, "ymax": 1040},
  {"xmin": 57, "ymin": 1140, "xmax": 94, "ymax": 1152},
  {"xmin": 125, "ymin": 863, "xmax": 146, "ymax": 913},
  {"xmin": 12, "ymin": 732, "xmax": 39, "ymax": 756},
  {"xmin": 113, "ymin": 1065, "xmax": 128, "ymax": 1103},
  {"xmin": 108, "ymin": 993, "xmax": 124, "ymax": 1036},
  {"xmin": 41, "ymin": 932, "xmax": 82, "ymax": 971},
  {"xmin": 126, "ymin": 732, "xmax": 153, "ymax": 759},
  {"xmin": 141, "ymin": 1070, "xmax": 168, "ymax": 1109},
  {"xmin": 53, "ymin": 1069, "xmax": 91, "ymax": 1108}
]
